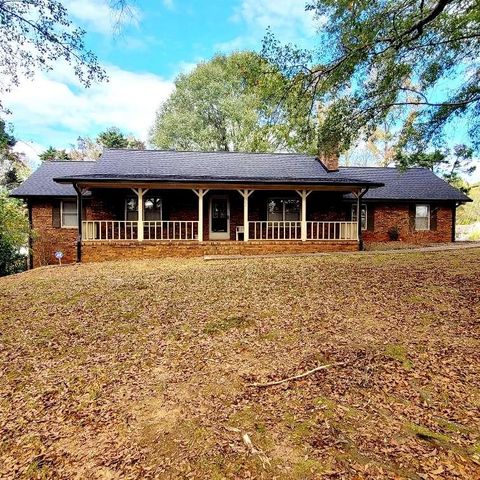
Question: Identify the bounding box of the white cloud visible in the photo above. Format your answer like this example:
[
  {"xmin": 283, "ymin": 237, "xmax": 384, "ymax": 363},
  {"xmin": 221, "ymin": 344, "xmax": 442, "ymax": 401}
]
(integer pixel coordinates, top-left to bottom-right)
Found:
[
  {"xmin": 13, "ymin": 141, "xmax": 44, "ymax": 170},
  {"xmin": 163, "ymin": 0, "xmax": 175, "ymax": 10},
  {"xmin": 4, "ymin": 63, "xmax": 174, "ymax": 148},
  {"xmin": 63, "ymin": 0, "xmax": 140, "ymax": 36},
  {"xmin": 217, "ymin": 0, "xmax": 317, "ymax": 52}
]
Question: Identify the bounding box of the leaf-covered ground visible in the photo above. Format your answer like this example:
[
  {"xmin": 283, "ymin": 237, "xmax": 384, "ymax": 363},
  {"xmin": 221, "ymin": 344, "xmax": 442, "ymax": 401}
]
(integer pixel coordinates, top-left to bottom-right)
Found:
[{"xmin": 1, "ymin": 250, "xmax": 479, "ymax": 479}]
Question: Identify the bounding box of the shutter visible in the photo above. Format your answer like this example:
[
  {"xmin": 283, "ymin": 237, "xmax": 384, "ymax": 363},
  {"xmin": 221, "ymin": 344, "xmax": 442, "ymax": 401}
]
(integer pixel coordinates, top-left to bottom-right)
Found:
[
  {"xmin": 430, "ymin": 206, "xmax": 438, "ymax": 231},
  {"xmin": 409, "ymin": 204, "xmax": 416, "ymax": 231},
  {"xmin": 52, "ymin": 201, "xmax": 61, "ymax": 228},
  {"xmin": 367, "ymin": 204, "xmax": 374, "ymax": 231}
]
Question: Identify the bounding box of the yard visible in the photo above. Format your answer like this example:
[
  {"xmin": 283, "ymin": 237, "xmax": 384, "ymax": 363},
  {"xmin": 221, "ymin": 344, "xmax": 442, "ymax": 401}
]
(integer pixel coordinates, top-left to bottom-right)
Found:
[{"xmin": 0, "ymin": 249, "xmax": 479, "ymax": 479}]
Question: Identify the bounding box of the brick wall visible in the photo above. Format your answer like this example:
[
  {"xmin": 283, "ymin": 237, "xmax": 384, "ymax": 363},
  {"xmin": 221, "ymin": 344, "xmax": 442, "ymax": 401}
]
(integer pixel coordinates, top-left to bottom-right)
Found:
[
  {"xmin": 82, "ymin": 240, "xmax": 359, "ymax": 263},
  {"xmin": 361, "ymin": 203, "xmax": 454, "ymax": 244},
  {"xmin": 30, "ymin": 199, "xmax": 78, "ymax": 267},
  {"xmin": 29, "ymin": 193, "xmax": 456, "ymax": 267}
]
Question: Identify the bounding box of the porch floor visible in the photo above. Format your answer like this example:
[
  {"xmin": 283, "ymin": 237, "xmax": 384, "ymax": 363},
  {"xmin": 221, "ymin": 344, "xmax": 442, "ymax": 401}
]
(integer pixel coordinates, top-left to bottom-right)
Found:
[{"xmin": 81, "ymin": 240, "xmax": 359, "ymax": 263}]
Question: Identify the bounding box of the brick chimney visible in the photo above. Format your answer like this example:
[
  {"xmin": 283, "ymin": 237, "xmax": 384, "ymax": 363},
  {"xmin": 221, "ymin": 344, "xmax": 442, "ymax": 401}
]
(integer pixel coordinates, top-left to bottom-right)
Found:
[{"xmin": 318, "ymin": 150, "xmax": 339, "ymax": 172}]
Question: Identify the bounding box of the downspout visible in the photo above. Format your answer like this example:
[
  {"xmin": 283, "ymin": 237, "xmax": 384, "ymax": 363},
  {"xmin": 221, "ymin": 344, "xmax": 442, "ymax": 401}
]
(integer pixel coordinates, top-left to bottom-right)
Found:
[
  {"xmin": 357, "ymin": 188, "xmax": 369, "ymax": 251},
  {"xmin": 73, "ymin": 184, "xmax": 83, "ymax": 263},
  {"xmin": 27, "ymin": 198, "xmax": 33, "ymax": 269},
  {"xmin": 452, "ymin": 202, "xmax": 459, "ymax": 242}
]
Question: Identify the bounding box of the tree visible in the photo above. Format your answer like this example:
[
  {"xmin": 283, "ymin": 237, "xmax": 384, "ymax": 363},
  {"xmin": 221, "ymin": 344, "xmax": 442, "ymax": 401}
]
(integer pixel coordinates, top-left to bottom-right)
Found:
[
  {"xmin": 0, "ymin": 191, "xmax": 29, "ymax": 276},
  {"xmin": 39, "ymin": 146, "xmax": 70, "ymax": 162},
  {"xmin": 0, "ymin": 0, "xmax": 124, "ymax": 110},
  {"xmin": 69, "ymin": 127, "xmax": 145, "ymax": 161},
  {"xmin": 0, "ymin": 120, "xmax": 29, "ymax": 189},
  {"xmin": 150, "ymin": 52, "xmax": 317, "ymax": 153},
  {"xmin": 262, "ymin": 0, "xmax": 480, "ymax": 156},
  {"xmin": 395, "ymin": 144, "xmax": 477, "ymax": 193}
]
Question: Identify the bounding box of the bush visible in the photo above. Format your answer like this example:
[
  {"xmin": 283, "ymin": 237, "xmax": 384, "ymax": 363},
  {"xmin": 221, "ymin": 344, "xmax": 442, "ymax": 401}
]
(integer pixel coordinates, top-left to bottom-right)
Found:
[
  {"xmin": 387, "ymin": 226, "xmax": 400, "ymax": 241},
  {"xmin": 0, "ymin": 191, "xmax": 30, "ymax": 276}
]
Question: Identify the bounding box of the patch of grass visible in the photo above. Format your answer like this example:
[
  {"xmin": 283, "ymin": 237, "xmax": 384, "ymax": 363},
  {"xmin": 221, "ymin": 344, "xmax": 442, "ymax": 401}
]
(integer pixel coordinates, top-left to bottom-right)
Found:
[
  {"xmin": 385, "ymin": 344, "xmax": 413, "ymax": 369},
  {"xmin": 291, "ymin": 458, "xmax": 323, "ymax": 479},
  {"xmin": 203, "ymin": 315, "xmax": 255, "ymax": 335},
  {"xmin": 406, "ymin": 423, "xmax": 451, "ymax": 444}
]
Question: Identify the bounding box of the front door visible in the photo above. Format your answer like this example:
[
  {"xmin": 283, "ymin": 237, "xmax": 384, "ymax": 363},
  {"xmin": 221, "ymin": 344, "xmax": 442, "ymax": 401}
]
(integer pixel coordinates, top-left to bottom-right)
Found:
[{"xmin": 210, "ymin": 196, "xmax": 230, "ymax": 240}]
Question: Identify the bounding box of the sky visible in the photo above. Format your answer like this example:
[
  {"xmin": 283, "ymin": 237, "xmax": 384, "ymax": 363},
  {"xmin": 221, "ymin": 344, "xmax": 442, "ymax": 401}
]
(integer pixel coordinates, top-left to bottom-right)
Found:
[{"xmin": 5, "ymin": 0, "xmax": 317, "ymax": 166}]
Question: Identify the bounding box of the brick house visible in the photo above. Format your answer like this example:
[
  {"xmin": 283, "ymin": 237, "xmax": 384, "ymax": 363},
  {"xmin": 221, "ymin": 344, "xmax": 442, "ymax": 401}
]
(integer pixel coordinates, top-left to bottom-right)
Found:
[{"xmin": 11, "ymin": 149, "xmax": 471, "ymax": 266}]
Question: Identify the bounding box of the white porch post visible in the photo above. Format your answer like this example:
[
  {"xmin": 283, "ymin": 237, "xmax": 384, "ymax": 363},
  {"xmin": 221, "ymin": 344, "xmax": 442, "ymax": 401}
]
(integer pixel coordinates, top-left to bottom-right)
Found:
[
  {"xmin": 193, "ymin": 189, "xmax": 209, "ymax": 241},
  {"xmin": 296, "ymin": 189, "xmax": 311, "ymax": 241},
  {"xmin": 237, "ymin": 189, "xmax": 253, "ymax": 241},
  {"xmin": 132, "ymin": 188, "xmax": 148, "ymax": 241}
]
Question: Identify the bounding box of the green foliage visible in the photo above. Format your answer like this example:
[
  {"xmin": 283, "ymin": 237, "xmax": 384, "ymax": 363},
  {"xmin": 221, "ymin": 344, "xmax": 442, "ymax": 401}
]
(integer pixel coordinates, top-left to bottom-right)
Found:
[
  {"xmin": 0, "ymin": 0, "xmax": 108, "ymax": 112},
  {"xmin": 395, "ymin": 144, "xmax": 476, "ymax": 193},
  {"xmin": 262, "ymin": 0, "xmax": 480, "ymax": 155},
  {"xmin": 150, "ymin": 52, "xmax": 317, "ymax": 153},
  {"xmin": 39, "ymin": 146, "xmax": 70, "ymax": 162},
  {"xmin": 68, "ymin": 127, "xmax": 145, "ymax": 160},
  {"xmin": 0, "ymin": 191, "xmax": 29, "ymax": 276},
  {"xmin": 0, "ymin": 120, "xmax": 30, "ymax": 190},
  {"xmin": 457, "ymin": 184, "xmax": 480, "ymax": 225}
]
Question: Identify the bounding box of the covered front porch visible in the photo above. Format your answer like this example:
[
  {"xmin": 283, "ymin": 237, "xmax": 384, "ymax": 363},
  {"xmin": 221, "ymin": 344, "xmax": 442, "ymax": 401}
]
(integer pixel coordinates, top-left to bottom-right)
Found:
[{"xmin": 77, "ymin": 186, "xmax": 363, "ymax": 244}]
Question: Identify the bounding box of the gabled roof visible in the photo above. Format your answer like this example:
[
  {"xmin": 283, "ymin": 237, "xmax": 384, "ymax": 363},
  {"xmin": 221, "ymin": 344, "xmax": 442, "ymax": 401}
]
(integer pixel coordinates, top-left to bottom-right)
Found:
[
  {"xmin": 341, "ymin": 166, "xmax": 471, "ymax": 202},
  {"xmin": 10, "ymin": 161, "xmax": 95, "ymax": 198},
  {"xmin": 10, "ymin": 149, "xmax": 471, "ymax": 203},
  {"xmin": 54, "ymin": 149, "xmax": 381, "ymax": 187}
]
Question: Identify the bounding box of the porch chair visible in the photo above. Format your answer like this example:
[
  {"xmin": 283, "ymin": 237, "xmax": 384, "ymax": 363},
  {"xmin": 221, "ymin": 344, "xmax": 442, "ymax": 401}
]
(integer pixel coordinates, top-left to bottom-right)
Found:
[{"xmin": 236, "ymin": 225, "xmax": 244, "ymax": 241}]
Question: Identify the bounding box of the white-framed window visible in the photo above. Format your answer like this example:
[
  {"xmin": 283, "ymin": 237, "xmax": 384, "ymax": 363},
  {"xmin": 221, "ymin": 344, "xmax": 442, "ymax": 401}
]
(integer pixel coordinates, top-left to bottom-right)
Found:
[
  {"xmin": 267, "ymin": 197, "xmax": 300, "ymax": 221},
  {"xmin": 61, "ymin": 200, "xmax": 77, "ymax": 228},
  {"xmin": 125, "ymin": 196, "xmax": 162, "ymax": 221},
  {"xmin": 415, "ymin": 204, "xmax": 430, "ymax": 231},
  {"xmin": 351, "ymin": 204, "xmax": 367, "ymax": 230}
]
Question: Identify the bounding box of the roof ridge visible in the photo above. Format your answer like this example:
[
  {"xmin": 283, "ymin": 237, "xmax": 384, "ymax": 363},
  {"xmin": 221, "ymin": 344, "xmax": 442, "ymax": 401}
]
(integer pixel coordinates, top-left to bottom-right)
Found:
[{"xmin": 103, "ymin": 148, "xmax": 315, "ymax": 157}]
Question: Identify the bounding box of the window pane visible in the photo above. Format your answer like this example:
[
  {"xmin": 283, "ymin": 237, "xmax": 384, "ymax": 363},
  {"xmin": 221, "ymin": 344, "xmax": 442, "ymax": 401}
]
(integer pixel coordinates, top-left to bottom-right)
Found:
[
  {"xmin": 284, "ymin": 199, "xmax": 300, "ymax": 221},
  {"xmin": 415, "ymin": 217, "xmax": 429, "ymax": 230},
  {"xmin": 351, "ymin": 205, "xmax": 367, "ymax": 230},
  {"xmin": 267, "ymin": 199, "xmax": 283, "ymax": 221},
  {"xmin": 416, "ymin": 205, "xmax": 428, "ymax": 218},
  {"xmin": 62, "ymin": 201, "xmax": 77, "ymax": 227},
  {"xmin": 144, "ymin": 197, "xmax": 162, "ymax": 221}
]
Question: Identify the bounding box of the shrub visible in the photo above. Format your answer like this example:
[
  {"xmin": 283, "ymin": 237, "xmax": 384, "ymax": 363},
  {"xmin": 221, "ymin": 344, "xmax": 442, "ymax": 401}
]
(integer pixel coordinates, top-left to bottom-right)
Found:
[{"xmin": 387, "ymin": 226, "xmax": 400, "ymax": 241}]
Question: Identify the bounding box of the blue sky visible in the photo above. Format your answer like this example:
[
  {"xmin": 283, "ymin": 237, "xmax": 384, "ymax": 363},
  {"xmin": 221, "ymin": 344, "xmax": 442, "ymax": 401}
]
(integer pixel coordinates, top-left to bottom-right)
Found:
[
  {"xmin": 4, "ymin": 0, "xmax": 479, "ymax": 181},
  {"xmin": 5, "ymin": 0, "xmax": 316, "ymax": 164}
]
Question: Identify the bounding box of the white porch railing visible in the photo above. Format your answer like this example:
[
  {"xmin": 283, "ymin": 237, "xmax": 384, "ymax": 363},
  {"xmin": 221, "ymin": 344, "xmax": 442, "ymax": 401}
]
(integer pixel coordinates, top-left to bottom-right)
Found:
[
  {"xmin": 249, "ymin": 221, "xmax": 302, "ymax": 240},
  {"xmin": 306, "ymin": 221, "xmax": 358, "ymax": 240},
  {"xmin": 82, "ymin": 220, "xmax": 199, "ymax": 241},
  {"xmin": 144, "ymin": 221, "xmax": 198, "ymax": 240},
  {"xmin": 82, "ymin": 221, "xmax": 138, "ymax": 241},
  {"xmin": 247, "ymin": 221, "xmax": 358, "ymax": 241}
]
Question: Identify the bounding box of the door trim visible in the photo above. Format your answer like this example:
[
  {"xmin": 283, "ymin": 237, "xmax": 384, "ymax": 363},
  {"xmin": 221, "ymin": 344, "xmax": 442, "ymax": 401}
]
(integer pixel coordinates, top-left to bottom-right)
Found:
[{"xmin": 209, "ymin": 195, "xmax": 230, "ymax": 240}]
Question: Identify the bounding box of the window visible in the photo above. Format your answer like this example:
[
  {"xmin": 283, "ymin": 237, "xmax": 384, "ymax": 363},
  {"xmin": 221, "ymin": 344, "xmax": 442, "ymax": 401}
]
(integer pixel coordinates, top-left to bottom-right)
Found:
[
  {"xmin": 125, "ymin": 196, "xmax": 162, "ymax": 221},
  {"xmin": 351, "ymin": 204, "xmax": 367, "ymax": 230},
  {"xmin": 61, "ymin": 200, "xmax": 77, "ymax": 228},
  {"xmin": 144, "ymin": 196, "xmax": 162, "ymax": 221},
  {"xmin": 415, "ymin": 204, "xmax": 430, "ymax": 230},
  {"xmin": 126, "ymin": 197, "xmax": 138, "ymax": 221},
  {"xmin": 267, "ymin": 198, "xmax": 300, "ymax": 221}
]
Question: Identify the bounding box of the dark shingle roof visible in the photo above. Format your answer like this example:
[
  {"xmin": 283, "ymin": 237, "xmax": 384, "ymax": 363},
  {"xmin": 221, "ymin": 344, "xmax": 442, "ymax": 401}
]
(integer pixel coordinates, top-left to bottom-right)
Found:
[
  {"xmin": 11, "ymin": 150, "xmax": 471, "ymax": 203},
  {"xmin": 56, "ymin": 149, "xmax": 380, "ymax": 186},
  {"xmin": 341, "ymin": 166, "xmax": 471, "ymax": 202},
  {"xmin": 10, "ymin": 161, "xmax": 95, "ymax": 197}
]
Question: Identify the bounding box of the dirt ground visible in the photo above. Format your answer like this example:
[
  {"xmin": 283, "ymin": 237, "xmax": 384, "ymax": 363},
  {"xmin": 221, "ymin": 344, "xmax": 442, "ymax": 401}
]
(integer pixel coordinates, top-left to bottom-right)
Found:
[{"xmin": 0, "ymin": 249, "xmax": 479, "ymax": 479}]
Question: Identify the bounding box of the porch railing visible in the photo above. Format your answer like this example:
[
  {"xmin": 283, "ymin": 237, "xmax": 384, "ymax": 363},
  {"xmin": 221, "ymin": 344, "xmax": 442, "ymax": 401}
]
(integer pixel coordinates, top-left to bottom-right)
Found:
[
  {"xmin": 82, "ymin": 220, "xmax": 198, "ymax": 241},
  {"xmin": 306, "ymin": 221, "xmax": 358, "ymax": 240},
  {"xmin": 82, "ymin": 221, "xmax": 138, "ymax": 241},
  {"xmin": 247, "ymin": 221, "xmax": 358, "ymax": 241},
  {"xmin": 143, "ymin": 221, "xmax": 198, "ymax": 240},
  {"xmin": 248, "ymin": 221, "xmax": 302, "ymax": 240}
]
